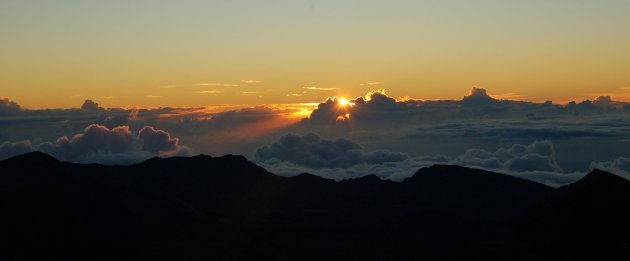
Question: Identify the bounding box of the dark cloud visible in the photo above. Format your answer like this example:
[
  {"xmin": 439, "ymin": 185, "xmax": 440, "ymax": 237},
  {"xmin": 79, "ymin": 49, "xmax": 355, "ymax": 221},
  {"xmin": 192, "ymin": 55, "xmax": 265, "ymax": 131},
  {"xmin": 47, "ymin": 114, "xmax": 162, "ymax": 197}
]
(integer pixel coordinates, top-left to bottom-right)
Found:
[
  {"xmin": 0, "ymin": 98, "xmax": 22, "ymax": 115},
  {"xmin": 0, "ymin": 140, "xmax": 34, "ymax": 160},
  {"xmin": 99, "ymin": 114, "xmax": 131, "ymax": 129},
  {"xmin": 410, "ymin": 117, "xmax": 623, "ymax": 141},
  {"xmin": 81, "ymin": 99, "xmax": 102, "ymax": 110},
  {"xmin": 256, "ymin": 135, "xmax": 580, "ymax": 186},
  {"xmin": 461, "ymin": 87, "xmax": 496, "ymax": 105},
  {"xmin": 305, "ymin": 88, "xmax": 630, "ymax": 126},
  {"xmin": 2, "ymin": 89, "xmax": 630, "ymax": 176},
  {"xmin": 41, "ymin": 125, "xmax": 134, "ymax": 158},
  {"xmin": 255, "ymin": 133, "xmax": 407, "ymax": 168},
  {"xmin": 139, "ymin": 126, "xmax": 179, "ymax": 154},
  {"xmin": 453, "ymin": 140, "xmax": 562, "ymax": 172},
  {"xmin": 37, "ymin": 124, "xmax": 191, "ymax": 164}
]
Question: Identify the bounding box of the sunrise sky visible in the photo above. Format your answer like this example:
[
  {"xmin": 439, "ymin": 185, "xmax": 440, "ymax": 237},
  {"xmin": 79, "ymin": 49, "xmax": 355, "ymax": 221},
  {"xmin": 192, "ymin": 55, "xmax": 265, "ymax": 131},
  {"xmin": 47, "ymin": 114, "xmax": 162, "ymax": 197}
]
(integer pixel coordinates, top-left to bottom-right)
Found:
[{"xmin": 2, "ymin": 0, "xmax": 630, "ymax": 109}]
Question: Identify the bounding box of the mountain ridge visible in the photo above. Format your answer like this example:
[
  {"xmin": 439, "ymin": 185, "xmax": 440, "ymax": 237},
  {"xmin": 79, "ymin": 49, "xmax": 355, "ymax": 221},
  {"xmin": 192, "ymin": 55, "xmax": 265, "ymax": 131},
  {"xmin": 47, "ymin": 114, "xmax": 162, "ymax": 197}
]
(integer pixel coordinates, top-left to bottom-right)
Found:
[{"xmin": 1, "ymin": 152, "xmax": 629, "ymax": 260}]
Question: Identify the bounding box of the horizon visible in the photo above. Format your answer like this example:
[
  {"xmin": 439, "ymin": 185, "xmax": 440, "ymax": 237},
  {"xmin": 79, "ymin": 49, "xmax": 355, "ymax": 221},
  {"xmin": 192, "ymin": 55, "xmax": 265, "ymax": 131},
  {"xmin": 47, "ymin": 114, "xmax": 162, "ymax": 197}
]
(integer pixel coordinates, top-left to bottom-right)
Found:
[{"xmin": 4, "ymin": 86, "xmax": 629, "ymax": 111}]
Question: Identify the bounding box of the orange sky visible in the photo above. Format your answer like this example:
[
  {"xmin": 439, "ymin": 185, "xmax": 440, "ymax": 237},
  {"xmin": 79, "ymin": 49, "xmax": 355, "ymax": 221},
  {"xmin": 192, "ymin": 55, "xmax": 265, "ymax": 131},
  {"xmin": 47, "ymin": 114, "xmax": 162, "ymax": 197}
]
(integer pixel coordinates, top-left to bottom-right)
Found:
[{"xmin": 2, "ymin": 1, "xmax": 630, "ymax": 109}]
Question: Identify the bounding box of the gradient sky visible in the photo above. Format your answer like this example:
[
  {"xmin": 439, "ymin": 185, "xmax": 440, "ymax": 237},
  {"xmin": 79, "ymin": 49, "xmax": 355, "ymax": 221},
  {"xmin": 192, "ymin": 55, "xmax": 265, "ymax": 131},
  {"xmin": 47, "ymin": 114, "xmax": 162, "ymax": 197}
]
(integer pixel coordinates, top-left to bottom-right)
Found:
[{"xmin": 2, "ymin": 0, "xmax": 630, "ymax": 108}]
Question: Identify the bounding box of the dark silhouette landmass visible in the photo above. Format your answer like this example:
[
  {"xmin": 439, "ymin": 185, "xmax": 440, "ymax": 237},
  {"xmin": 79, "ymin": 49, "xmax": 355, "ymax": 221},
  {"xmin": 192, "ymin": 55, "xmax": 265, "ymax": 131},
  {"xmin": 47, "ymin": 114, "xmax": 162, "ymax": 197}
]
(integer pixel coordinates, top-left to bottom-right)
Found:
[{"xmin": 1, "ymin": 152, "xmax": 629, "ymax": 260}]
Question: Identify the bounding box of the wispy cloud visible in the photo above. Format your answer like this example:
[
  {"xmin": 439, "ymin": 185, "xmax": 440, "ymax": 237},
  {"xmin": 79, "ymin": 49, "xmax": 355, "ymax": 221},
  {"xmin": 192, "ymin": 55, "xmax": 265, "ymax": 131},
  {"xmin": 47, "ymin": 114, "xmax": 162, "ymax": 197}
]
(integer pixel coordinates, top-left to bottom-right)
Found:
[
  {"xmin": 303, "ymin": 86, "xmax": 338, "ymax": 91},
  {"xmin": 145, "ymin": 95, "xmax": 162, "ymax": 99},
  {"xmin": 196, "ymin": 82, "xmax": 239, "ymax": 87},
  {"xmin": 240, "ymin": 80, "xmax": 262, "ymax": 84},
  {"xmin": 287, "ymin": 93, "xmax": 303, "ymax": 97},
  {"xmin": 492, "ymin": 92, "xmax": 529, "ymax": 100},
  {"xmin": 195, "ymin": 90, "xmax": 224, "ymax": 94},
  {"xmin": 100, "ymin": 96, "xmax": 116, "ymax": 99},
  {"xmin": 158, "ymin": 85, "xmax": 179, "ymax": 89},
  {"xmin": 238, "ymin": 91, "xmax": 259, "ymax": 94},
  {"xmin": 360, "ymin": 82, "xmax": 383, "ymax": 86}
]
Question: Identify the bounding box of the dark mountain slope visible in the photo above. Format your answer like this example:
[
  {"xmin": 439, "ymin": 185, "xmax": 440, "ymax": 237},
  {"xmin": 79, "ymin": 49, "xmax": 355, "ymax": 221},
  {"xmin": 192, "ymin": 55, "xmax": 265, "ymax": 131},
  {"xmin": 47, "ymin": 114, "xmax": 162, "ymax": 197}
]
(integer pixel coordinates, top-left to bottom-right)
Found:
[{"xmin": 1, "ymin": 152, "xmax": 629, "ymax": 260}]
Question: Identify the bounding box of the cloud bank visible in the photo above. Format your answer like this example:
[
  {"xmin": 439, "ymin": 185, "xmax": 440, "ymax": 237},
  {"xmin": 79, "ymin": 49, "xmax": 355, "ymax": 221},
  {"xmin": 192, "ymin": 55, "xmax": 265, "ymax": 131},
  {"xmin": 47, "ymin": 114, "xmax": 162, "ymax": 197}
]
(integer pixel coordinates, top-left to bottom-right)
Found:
[
  {"xmin": 256, "ymin": 133, "xmax": 586, "ymax": 186},
  {"xmin": 2, "ymin": 89, "xmax": 630, "ymax": 181},
  {"xmin": 254, "ymin": 133, "xmax": 407, "ymax": 168},
  {"xmin": 1, "ymin": 124, "xmax": 191, "ymax": 164}
]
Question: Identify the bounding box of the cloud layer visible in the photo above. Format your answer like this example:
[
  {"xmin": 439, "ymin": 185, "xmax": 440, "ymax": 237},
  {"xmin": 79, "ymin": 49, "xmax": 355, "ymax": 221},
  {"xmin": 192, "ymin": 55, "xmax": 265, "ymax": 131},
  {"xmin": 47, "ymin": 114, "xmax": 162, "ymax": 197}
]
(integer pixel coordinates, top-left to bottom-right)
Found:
[
  {"xmin": 255, "ymin": 133, "xmax": 407, "ymax": 168},
  {"xmin": 1, "ymin": 124, "xmax": 191, "ymax": 164},
  {"xmin": 256, "ymin": 133, "xmax": 585, "ymax": 186},
  {"xmin": 2, "ymin": 89, "xmax": 630, "ymax": 181}
]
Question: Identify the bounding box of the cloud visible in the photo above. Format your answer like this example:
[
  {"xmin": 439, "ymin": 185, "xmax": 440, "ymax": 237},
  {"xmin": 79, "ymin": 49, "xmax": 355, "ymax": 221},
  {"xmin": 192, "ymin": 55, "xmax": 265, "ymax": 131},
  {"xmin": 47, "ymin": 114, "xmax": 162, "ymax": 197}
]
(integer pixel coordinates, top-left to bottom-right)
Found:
[
  {"xmin": 195, "ymin": 90, "xmax": 224, "ymax": 94},
  {"xmin": 492, "ymin": 92, "xmax": 529, "ymax": 100},
  {"xmin": 0, "ymin": 140, "xmax": 34, "ymax": 160},
  {"xmin": 410, "ymin": 118, "xmax": 620, "ymax": 141},
  {"xmin": 453, "ymin": 140, "xmax": 562, "ymax": 173},
  {"xmin": 80, "ymin": 99, "xmax": 103, "ymax": 110},
  {"xmin": 240, "ymin": 80, "xmax": 262, "ymax": 84},
  {"xmin": 40, "ymin": 125, "xmax": 135, "ymax": 159},
  {"xmin": 0, "ymin": 98, "xmax": 22, "ymax": 115},
  {"xmin": 37, "ymin": 124, "xmax": 191, "ymax": 164},
  {"xmin": 463, "ymin": 87, "xmax": 494, "ymax": 100},
  {"xmin": 255, "ymin": 133, "xmax": 407, "ymax": 169},
  {"xmin": 303, "ymin": 87, "xmax": 338, "ymax": 91},
  {"xmin": 255, "ymin": 135, "xmax": 581, "ymax": 186},
  {"xmin": 145, "ymin": 95, "xmax": 162, "ymax": 98},
  {"xmin": 138, "ymin": 126, "xmax": 180, "ymax": 154},
  {"xmin": 360, "ymin": 82, "xmax": 383, "ymax": 86},
  {"xmin": 303, "ymin": 87, "xmax": 630, "ymax": 127},
  {"xmin": 196, "ymin": 82, "xmax": 239, "ymax": 87},
  {"xmin": 460, "ymin": 87, "xmax": 498, "ymax": 108},
  {"xmin": 2, "ymin": 87, "xmax": 630, "ymax": 176}
]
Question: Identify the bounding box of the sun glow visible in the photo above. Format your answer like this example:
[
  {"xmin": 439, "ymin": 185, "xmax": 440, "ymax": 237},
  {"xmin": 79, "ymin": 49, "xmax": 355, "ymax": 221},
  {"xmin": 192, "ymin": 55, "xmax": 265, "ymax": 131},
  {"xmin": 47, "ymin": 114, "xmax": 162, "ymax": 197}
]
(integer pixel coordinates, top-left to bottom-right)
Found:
[
  {"xmin": 337, "ymin": 97, "xmax": 354, "ymax": 107},
  {"xmin": 338, "ymin": 98, "xmax": 349, "ymax": 107}
]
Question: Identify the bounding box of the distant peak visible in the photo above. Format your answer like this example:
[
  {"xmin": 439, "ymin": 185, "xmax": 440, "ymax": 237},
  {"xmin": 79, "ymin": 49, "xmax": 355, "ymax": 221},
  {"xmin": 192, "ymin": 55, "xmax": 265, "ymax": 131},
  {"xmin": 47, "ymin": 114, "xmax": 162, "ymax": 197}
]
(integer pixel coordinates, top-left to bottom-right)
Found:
[
  {"xmin": 3, "ymin": 151, "xmax": 59, "ymax": 164},
  {"xmin": 581, "ymin": 169, "xmax": 629, "ymax": 184},
  {"xmin": 292, "ymin": 173, "xmax": 331, "ymax": 181},
  {"xmin": 560, "ymin": 169, "xmax": 630, "ymax": 192}
]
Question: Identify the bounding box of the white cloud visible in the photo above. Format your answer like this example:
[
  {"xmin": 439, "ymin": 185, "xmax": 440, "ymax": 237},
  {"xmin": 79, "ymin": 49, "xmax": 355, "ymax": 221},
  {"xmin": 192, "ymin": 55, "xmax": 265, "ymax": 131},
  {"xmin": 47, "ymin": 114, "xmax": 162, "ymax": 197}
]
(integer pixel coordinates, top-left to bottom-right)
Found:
[
  {"xmin": 195, "ymin": 90, "xmax": 224, "ymax": 94},
  {"xmin": 303, "ymin": 86, "xmax": 338, "ymax": 91},
  {"xmin": 196, "ymin": 82, "xmax": 239, "ymax": 87},
  {"xmin": 240, "ymin": 80, "xmax": 262, "ymax": 84}
]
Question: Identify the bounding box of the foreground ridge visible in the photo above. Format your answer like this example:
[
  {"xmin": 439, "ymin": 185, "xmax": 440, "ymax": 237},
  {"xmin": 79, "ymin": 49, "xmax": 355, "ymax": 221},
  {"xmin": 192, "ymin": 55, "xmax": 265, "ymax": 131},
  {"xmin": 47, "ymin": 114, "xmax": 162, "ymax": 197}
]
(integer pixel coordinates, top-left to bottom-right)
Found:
[{"xmin": 1, "ymin": 152, "xmax": 629, "ymax": 260}]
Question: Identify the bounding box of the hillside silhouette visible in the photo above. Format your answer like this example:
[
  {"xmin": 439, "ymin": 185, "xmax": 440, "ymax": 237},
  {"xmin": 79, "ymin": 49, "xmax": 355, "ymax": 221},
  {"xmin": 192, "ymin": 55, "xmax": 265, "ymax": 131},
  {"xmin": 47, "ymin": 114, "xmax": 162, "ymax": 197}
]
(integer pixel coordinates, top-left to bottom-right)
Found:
[{"xmin": 1, "ymin": 152, "xmax": 629, "ymax": 260}]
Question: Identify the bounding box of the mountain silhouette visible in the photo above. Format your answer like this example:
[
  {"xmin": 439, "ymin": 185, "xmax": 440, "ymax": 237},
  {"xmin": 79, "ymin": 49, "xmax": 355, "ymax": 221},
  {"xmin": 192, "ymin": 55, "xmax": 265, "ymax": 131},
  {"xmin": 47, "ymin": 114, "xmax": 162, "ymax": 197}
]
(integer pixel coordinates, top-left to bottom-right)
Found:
[{"xmin": 1, "ymin": 152, "xmax": 629, "ymax": 260}]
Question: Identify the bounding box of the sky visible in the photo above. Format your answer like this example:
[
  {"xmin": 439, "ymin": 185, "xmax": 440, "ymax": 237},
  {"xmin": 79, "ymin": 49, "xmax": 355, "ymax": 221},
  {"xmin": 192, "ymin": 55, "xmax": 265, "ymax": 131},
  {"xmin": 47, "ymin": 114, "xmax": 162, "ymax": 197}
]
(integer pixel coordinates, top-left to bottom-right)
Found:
[
  {"xmin": 2, "ymin": 0, "xmax": 630, "ymax": 109},
  {"xmin": 2, "ymin": 1, "xmax": 630, "ymax": 186}
]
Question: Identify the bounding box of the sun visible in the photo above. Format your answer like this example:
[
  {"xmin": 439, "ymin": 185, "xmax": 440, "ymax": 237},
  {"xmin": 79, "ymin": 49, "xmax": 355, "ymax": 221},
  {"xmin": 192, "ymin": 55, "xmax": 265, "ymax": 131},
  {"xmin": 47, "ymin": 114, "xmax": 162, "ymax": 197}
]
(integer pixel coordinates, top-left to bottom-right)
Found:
[{"xmin": 338, "ymin": 98, "xmax": 350, "ymax": 107}]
